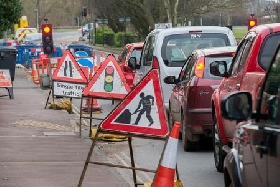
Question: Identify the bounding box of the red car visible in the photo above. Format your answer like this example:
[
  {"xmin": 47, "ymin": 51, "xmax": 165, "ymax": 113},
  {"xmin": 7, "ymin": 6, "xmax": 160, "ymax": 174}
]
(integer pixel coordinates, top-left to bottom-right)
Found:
[
  {"xmin": 117, "ymin": 42, "xmax": 144, "ymax": 88},
  {"xmin": 164, "ymin": 46, "xmax": 237, "ymax": 151},
  {"xmin": 210, "ymin": 23, "xmax": 280, "ymax": 172}
]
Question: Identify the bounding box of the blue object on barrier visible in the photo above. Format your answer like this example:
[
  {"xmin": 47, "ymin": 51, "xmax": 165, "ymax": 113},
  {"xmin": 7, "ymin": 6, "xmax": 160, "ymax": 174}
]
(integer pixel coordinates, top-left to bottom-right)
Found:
[
  {"xmin": 77, "ymin": 58, "xmax": 93, "ymax": 68},
  {"xmin": 67, "ymin": 43, "xmax": 93, "ymax": 57},
  {"xmin": 74, "ymin": 51, "xmax": 88, "ymax": 57}
]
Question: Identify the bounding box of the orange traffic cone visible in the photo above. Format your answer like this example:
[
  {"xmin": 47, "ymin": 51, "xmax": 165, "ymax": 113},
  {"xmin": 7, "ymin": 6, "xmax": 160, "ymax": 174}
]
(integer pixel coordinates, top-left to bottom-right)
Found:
[
  {"xmin": 100, "ymin": 53, "xmax": 105, "ymax": 63},
  {"xmin": 82, "ymin": 98, "xmax": 102, "ymax": 113},
  {"xmin": 93, "ymin": 51, "xmax": 97, "ymax": 66},
  {"xmin": 152, "ymin": 121, "xmax": 180, "ymax": 187},
  {"xmin": 31, "ymin": 60, "xmax": 40, "ymax": 84}
]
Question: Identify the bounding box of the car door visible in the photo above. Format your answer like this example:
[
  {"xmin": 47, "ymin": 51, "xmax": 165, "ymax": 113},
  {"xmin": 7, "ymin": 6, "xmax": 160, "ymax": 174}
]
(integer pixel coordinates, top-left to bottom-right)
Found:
[
  {"xmin": 171, "ymin": 55, "xmax": 193, "ymax": 121},
  {"xmin": 220, "ymin": 36, "xmax": 254, "ymax": 137},
  {"xmin": 240, "ymin": 124, "xmax": 267, "ymax": 187},
  {"xmin": 258, "ymin": 58, "xmax": 280, "ymax": 186},
  {"xmin": 180, "ymin": 53, "xmax": 197, "ymax": 120},
  {"xmin": 134, "ymin": 35, "xmax": 155, "ymax": 85}
]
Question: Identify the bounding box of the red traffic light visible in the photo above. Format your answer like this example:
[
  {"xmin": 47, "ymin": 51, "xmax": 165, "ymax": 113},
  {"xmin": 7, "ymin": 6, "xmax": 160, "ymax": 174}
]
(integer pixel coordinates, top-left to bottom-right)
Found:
[
  {"xmin": 41, "ymin": 23, "xmax": 53, "ymax": 55},
  {"xmin": 42, "ymin": 24, "xmax": 52, "ymax": 35},
  {"xmin": 247, "ymin": 18, "xmax": 257, "ymax": 30}
]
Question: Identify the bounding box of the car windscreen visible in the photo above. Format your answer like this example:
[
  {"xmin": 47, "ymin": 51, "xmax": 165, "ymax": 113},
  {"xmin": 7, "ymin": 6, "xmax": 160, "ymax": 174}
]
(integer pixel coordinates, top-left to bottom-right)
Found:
[
  {"xmin": 161, "ymin": 33, "xmax": 231, "ymax": 67},
  {"xmin": 130, "ymin": 48, "xmax": 142, "ymax": 62},
  {"xmin": 204, "ymin": 56, "xmax": 233, "ymax": 79}
]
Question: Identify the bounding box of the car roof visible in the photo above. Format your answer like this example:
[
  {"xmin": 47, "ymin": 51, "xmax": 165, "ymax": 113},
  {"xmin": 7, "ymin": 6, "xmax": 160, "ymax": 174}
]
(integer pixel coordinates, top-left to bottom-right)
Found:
[
  {"xmin": 250, "ymin": 23, "xmax": 280, "ymax": 34},
  {"xmin": 132, "ymin": 42, "xmax": 144, "ymax": 48},
  {"xmin": 194, "ymin": 46, "xmax": 237, "ymax": 57},
  {"xmin": 157, "ymin": 26, "xmax": 232, "ymax": 36}
]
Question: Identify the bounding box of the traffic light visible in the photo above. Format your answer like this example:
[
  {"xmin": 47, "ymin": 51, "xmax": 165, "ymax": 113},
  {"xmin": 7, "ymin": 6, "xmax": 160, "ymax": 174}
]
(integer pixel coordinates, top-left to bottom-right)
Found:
[
  {"xmin": 41, "ymin": 23, "xmax": 53, "ymax": 55},
  {"xmin": 82, "ymin": 7, "xmax": 87, "ymax": 17},
  {"xmin": 247, "ymin": 18, "xmax": 257, "ymax": 30},
  {"xmin": 104, "ymin": 66, "xmax": 114, "ymax": 92}
]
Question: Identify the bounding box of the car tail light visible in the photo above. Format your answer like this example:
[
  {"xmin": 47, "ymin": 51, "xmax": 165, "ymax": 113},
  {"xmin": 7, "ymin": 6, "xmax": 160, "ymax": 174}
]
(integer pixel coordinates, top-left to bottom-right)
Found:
[
  {"xmin": 152, "ymin": 56, "xmax": 159, "ymax": 69},
  {"xmin": 195, "ymin": 57, "xmax": 205, "ymax": 78}
]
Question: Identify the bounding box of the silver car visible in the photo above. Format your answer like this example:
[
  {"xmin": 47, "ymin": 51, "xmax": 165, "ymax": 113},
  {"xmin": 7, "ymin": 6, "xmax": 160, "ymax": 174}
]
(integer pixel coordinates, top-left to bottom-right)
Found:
[{"xmin": 131, "ymin": 26, "xmax": 237, "ymax": 111}]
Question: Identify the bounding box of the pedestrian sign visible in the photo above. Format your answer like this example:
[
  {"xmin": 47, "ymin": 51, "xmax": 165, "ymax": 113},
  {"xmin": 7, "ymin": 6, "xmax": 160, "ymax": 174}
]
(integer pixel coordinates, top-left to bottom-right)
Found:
[
  {"xmin": 83, "ymin": 54, "xmax": 131, "ymax": 99},
  {"xmin": 0, "ymin": 69, "xmax": 12, "ymax": 87},
  {"xmin": 52, "ymin": 50, "xmax": 88, "ymax": 84},
  {"xmin": 100, "ymin": 68, "xmax": 169, "ymax": 137}
]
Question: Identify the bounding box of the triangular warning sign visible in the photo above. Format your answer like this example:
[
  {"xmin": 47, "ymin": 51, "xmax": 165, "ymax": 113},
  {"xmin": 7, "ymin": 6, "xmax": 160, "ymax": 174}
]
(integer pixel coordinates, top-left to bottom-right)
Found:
[
  {"xmin": 52, "ymin": 50, "xmax": 87, "ymax": 84},
  {"xmin": 83, "ymin": 54, "xmax": 131, "ymax": 100},
  {"xmin": 100, "ymin": 68, "xmax": 169, "ymax": 137},
  {"xmin": 0, "ymin": 69, "xmax": 12, "ymax": 87}
]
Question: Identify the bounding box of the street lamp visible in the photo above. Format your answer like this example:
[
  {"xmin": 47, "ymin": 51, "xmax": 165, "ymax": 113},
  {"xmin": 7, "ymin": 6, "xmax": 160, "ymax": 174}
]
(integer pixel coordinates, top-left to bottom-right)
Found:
[{"xmin": 34, "ymin": 9, "xmax": 39, "ymax": 31}]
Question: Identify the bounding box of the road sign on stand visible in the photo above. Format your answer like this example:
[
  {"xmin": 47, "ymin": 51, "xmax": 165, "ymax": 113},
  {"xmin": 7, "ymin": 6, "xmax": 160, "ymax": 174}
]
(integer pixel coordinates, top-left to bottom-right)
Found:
[
  {"xmin": 100, "ymin": 68, "xmax": 169, "ymax": 137},
  {"xmin": 0, "ymin": 69, "xmax": 12, "ymax": 88},
  {"xmin": 83, "ymin": 54, "xmax": 131, "ymax": 99},
  {"xmin": 51, "ymin": 50, "xmax": 88, "ymax": 98},
  {"xmin": 52, "ymin": 50, "xmax": 88, "ymax": 83}
]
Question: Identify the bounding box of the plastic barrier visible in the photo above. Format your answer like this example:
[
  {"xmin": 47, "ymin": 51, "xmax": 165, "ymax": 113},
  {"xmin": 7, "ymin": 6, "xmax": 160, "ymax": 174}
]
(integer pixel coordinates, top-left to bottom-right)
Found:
[{"xmin": 31, "ymin": 59, "xmax": 40, "ymax": 84}]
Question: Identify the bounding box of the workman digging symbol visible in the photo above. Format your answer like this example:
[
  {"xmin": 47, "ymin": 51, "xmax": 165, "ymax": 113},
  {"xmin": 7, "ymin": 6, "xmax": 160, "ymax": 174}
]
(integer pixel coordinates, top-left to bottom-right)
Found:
[{"xmin": 133, "ymin": 92, "xmax": 154, "ymax": 126}]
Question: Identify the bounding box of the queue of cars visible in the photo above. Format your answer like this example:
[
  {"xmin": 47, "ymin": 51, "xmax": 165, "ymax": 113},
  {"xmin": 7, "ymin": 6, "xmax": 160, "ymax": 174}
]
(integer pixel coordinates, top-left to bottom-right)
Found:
[{"xmin": 118, "ymin": 23, "xmax": 280, "ymax": 186}]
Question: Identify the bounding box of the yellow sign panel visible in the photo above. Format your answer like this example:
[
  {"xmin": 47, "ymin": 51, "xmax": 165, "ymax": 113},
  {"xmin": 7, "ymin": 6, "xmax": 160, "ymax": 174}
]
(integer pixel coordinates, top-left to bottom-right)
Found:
[{"xmin": 20, "ymin": 18, "xmax": 28, "ymax": 28}]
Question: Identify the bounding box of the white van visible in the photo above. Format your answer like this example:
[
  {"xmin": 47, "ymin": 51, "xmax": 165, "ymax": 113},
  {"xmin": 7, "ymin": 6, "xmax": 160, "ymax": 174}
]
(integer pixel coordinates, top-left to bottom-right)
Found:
[{"xmin": 130, "ymin": 26, "xmax": 237, "ymax": 110}]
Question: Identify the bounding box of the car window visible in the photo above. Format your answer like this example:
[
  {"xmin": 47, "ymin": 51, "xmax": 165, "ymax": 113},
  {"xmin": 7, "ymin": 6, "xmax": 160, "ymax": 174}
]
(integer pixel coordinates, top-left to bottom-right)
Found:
[
  {"xmin": 117, "ymin": 47, "xmax": 129, "ymax": 63},
  {"xmin": 179, "ymin": 54, "xmax": 197, "ymax": 81},
  {"xmin": 259, "ymin": 33, "xmax": 280, "ymax": 71},
  {"xmin": 130, "ymin": 48, "xmax": 142, "ymax": 62},
  {"xmin": 260, "ymin": 49, "xmax": 280, "ymax": 124},
  {"xmin": 161, "ymin": 33, "xmax": 231, "ymax": 67},
  {"xmin": 229, "ymin": 39, "xmax": 247, "ymax": 75},
  {"xmin": 142, "ymin": 36, "xmax": 156, "ymax": 66}
]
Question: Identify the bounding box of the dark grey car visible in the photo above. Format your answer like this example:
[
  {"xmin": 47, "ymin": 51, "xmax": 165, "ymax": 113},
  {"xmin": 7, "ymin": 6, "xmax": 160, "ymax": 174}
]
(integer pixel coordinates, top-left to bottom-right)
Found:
[{"xmin": 220, "ymin": 43, "xmax": 280, "ymax": 186}]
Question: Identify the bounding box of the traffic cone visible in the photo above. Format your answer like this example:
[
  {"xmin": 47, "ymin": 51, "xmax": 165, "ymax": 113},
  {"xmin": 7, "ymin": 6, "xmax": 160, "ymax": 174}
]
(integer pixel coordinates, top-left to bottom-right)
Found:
[
  {"xmin": 152, "ymin": 121, "xmax": 180, "ymax": 187},
  {"xmin": 82, "ymin": 98, "xmax": 102, "ymax": 113},
  {"xmin": 93, "ymin": 51, "xmax": 97, "ymax": 66},
  {"xmin": 31, "ymin": 60, "xmax": 40, "ymax": 84},
  {"xmin": 100, "ymin": 53, "xmax": 105, "ymax": 63}
]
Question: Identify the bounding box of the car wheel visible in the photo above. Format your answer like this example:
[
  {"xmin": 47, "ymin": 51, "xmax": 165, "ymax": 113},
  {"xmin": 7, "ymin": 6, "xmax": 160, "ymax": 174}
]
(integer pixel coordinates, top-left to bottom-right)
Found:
[
  {"xmin": 181, "ymin": 112, "xmax": 196, "ymax": 152},
  {"xmin": 213, "ymin": 114, "xmax": 224, "ymax": 172}
]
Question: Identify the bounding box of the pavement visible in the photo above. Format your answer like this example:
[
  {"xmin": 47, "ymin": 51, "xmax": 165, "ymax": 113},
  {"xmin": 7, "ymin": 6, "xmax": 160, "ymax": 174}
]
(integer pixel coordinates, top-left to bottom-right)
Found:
[{"xmin": 0, "ymin": 67, "xmax": 130, "ymax": 187}]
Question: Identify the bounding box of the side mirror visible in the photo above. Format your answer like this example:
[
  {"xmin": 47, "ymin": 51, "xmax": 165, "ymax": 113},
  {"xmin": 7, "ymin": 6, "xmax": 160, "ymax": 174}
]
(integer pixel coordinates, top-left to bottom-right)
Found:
[
  {"xmin": 221, "ymin": 91, "xmax": 252, "ymax": 122},
  {"xmin": 128, "ymin": 57, "xmax": 140, "ymax": 69},
  {"xmin": 163, "ymin": 76, "xmax": 179, "ymax": 84},
  {"xmin": 210, "ymin": 61, "xmax": 228, "ymax": 77}
]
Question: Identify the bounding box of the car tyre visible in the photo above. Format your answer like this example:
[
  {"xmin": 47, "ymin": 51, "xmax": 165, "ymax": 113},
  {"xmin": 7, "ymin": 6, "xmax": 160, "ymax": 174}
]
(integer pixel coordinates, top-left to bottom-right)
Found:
[
  {"xmin": 181, "ymin": 112, "xmax": 196, "ymax": 151},
  {"xmin": 213, "ymin": 114, "xmax": 224, "ymax": 172}
]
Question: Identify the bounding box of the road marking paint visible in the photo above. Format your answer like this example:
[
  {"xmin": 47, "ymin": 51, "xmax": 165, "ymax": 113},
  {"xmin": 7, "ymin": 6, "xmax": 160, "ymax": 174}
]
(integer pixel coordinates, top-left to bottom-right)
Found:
[
  {"xmin": 114, "ymin": 153, "xmax": 144, "ymax": 184},
  {"xmin": 120, "ymin": 152, "xmax": 153, "ymax": 182}
]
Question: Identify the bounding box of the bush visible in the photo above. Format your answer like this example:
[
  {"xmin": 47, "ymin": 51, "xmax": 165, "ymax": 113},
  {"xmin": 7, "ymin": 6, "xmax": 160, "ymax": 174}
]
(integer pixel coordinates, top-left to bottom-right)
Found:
[{"xmin": 94, "ymin": 26, "xmax": 142, "ymax": 47}]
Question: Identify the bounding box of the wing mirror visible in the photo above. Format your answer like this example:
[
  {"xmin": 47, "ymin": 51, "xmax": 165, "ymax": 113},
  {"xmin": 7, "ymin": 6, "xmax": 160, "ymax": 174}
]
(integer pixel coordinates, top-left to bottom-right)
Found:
[
  {"xmin": 210, "ymin": 61, "xmax": 228, "ymax": 77},
  {"xmin": 221, "ymin": 91, "xmax": 252, "ymax": 122},
  {"xmin": 128, "ymin": 57, "xmax": 140, "ymax": 69},
  {"xmin": 163, "ymin": 76, "xmax": 179, "ymax": 84}
]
